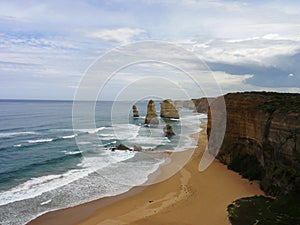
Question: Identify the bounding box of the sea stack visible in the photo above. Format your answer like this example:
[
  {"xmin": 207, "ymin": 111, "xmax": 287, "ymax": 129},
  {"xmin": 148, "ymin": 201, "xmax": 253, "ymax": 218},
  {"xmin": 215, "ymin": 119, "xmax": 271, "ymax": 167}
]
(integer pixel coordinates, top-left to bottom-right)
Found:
[
  {"xmin": 145, "ymin": 100, "xmax": 159, "ymax": 125},
  {"xmin": 132, "ymin": 105, "xmax": 139, "ymax": 117},
  {"xmin": 163, "ymin": 124, "xmax": 175, "ymax": 137},
  {"xmin": 160, "ymin": 99, "xmax": 180, "ymax": 119}
]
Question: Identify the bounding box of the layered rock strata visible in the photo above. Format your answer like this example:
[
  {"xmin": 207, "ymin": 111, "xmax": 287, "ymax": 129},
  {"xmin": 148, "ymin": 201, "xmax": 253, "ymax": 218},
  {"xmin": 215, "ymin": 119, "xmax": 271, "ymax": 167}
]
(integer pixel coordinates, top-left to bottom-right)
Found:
[
  {"xmin": 207, "ymin": 92, "xmax": 300, "ymax": 196},
  {"xmin": 145, "ymin": 100, "xmax": 159, "ymax": 125},
  {"xmin": 160, "ymin": 99, "xmax": 180, "ymax": 119},
  {"xmin": 132, "ymin": 105, "xmax": 139, "ymax": 117}
]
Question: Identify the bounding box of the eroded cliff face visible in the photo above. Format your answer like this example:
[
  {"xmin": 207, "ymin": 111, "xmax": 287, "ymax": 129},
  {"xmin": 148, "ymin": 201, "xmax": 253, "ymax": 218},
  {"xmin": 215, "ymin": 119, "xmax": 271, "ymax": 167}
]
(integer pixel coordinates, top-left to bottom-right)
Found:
[
  {"xmin": 174, "ymin": 98, "xmax": 215, "ymax": 113},
  {"xmin": 207, "ymin": 92, "xmax": 300, "ymax": 196},
  {"xmin": 174, "ymin": 100, "xmax": 195, "ymax": 110},
  {"xmin": 192, "ymin": 97, "xmax": 215, "ymax": 113}
]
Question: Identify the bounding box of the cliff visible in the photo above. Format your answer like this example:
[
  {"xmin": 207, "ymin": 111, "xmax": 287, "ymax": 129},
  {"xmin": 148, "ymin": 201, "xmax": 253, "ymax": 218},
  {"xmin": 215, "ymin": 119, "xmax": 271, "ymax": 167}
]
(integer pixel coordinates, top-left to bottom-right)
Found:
[
  {"xmin": 160, "ymin": 99, "xmax": 179, "ymax": 119},
  {"xmin": 174, "ymin": 98, "xmax": 215, "ymax": 113},
  {"xmin": 192, "ymin": 97, "xmax": 215, "ymax": 113},
  {"xmin": 207, "ymin": 92, "xmax": 300, "ymax": 196},
  {"xmin": 174, "ymin": 100, "xmax": 195, "ymax": 110}
]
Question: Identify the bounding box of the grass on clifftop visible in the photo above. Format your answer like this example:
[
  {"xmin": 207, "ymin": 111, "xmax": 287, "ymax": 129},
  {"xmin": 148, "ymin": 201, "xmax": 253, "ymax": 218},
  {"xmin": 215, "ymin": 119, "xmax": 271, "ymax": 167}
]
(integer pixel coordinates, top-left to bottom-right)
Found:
[{"xmin": 255, "ymin": 92, "xmax": 300, "ymax": 113}]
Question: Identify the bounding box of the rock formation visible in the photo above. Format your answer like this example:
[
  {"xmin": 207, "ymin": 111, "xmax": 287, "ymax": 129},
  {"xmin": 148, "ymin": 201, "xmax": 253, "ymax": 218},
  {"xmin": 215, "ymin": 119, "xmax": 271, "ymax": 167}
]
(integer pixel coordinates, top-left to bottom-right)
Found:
[
  {"xmin": 111, "ymin": 144, "xmax": 130, "ymax": 151},
  {"xmin": 132, "ymin": 105, "xmax": 139, "ymax": 117},
  {"xmin": 192, "ymin": 97, "xmax": 215, "ymax": 113},
  {"xmin": 174, "ymin": 100, "xmax": 195, "ymax": 110},
  {"xmin": 133, "ymin": 145, "xmax": 142, "ymax": 151},
  {"xmin": 145, "ymin": 100, "xmax": 159, "ymax": 125},
  {"xmin": 160, "ymin": 99, "xmax": 179, "ymax": 119},
  {"xmin": 174, "ymin": 98, "xmax": 215, "ymax": 113},
  {"xmin": 207, "ymin": 92, "xmax": 300, "ymax": 196},
  {"xmin": 163, "ymin": 124, "xmax": 175, "ymax": 137}
]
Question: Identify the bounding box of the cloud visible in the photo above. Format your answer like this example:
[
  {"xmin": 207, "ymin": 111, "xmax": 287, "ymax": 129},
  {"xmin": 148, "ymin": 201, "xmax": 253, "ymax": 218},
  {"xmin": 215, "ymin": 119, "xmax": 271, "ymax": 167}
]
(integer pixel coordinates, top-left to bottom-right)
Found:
[
  {"xmin": 86, "ymin": 28, "xmax": 146, "ymax": 44},
  {"xmin": 226, "ymin": 37, "xmax": 260, "ymax": 43},
  {"xmin": 262, "ymin": 33, "xmax": 300, "ymax": 41},
  {"xmin": 1, "ymin": 0, "xmax": 300, "ymax": 99},
  {"xmin": 188, "ymin": 34, "xmax": 300, "ymax": 65},
  {"xmin": 212, "ymin": 71, "xmax": 253, "ymax": 85},
  {"xmin": 172, "ymin": 33, "xmax": 300, "ymax": 89}
]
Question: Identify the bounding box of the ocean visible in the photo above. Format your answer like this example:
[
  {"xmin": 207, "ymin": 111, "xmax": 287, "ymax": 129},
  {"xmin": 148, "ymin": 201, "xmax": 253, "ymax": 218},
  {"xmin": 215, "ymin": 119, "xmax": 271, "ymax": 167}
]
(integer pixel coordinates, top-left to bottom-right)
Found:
[{"xmin": 0, "ymin": 99, "xmax": 206, "ymax": 225}]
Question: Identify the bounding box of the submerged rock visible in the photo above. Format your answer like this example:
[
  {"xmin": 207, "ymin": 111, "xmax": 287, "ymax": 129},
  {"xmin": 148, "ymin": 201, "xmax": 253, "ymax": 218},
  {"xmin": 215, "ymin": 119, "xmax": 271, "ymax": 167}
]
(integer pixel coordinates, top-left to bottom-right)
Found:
[
  {"xmin": 133, "ymin": 145, "xmax": 142, "ymax": 151},
  {"xmin": 145, "ymin": 100, "xmax": 159, "ymax": 125},
  {"xmin": 132, "ymin": 105, "xmax": 139, "ymax": 117},
  {"xmin": 163, "ymin": 124, "xmax": 175, "ymax": 137},
  {"xmin": 160, "ymin": 99, "xmax": 179, "ymax": 119}
]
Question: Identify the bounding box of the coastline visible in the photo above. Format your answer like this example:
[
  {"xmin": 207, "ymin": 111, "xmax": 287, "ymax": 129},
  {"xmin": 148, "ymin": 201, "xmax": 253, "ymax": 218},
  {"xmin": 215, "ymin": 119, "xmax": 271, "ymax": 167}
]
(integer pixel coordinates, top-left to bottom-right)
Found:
[{"xmin": 28, "ymin": 126, "xmax": 264, "ymax": 225}]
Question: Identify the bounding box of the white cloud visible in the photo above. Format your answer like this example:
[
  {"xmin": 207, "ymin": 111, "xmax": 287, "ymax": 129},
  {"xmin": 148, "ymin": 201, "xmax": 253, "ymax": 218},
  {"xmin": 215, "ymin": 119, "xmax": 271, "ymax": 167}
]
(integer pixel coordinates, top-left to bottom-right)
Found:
[
  {"xmin": 87, "ymin": 28, "xmax": 146, "ymax": 44},
  {"xmin": 178, "ymin": 0, "xmax": 245, "ymax": 11},
  {"xmin": 262, "ymin": 33, "xmax": 300, "ymax": 41},
  {"xmin": 176, "ymin": 33, "xmax": 300, "ymax": 66},
  {"xmin": 226, "ymin": 37, "xmax": 260, "ymax": 43},
  {"xmin": 213, "ymin": 71, "xmax": 253, "ymax": 85},
  {"xmin": 1, "ymin": 0, "xmax": 300, "ymax": 99}
]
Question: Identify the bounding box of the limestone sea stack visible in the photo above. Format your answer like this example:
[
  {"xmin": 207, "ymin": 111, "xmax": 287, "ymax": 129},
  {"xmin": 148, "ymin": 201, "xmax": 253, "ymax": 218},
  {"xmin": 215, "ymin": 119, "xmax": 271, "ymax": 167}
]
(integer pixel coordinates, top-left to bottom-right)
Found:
[
  {"xmin": 145, "ymin": 100, "xmax": 159, "ymax": 125},
  {"xmin": 132, "ymin": 105, "xmax": 139, "ymax": 117},
  {"xmin": 163, "ymin": 124, "xmax": 175, "ymax": 137},
  {"xmin": 160, "ymin": 99, "xmax": 179, "ymax": 119}
]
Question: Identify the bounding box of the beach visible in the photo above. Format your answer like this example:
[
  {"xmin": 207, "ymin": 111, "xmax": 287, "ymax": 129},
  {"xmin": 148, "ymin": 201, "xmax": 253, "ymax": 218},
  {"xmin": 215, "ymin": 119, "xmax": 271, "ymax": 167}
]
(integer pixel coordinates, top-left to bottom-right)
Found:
[{"xmin": 28, "ymin": 126, "xmax": 264, "ymax": 225}]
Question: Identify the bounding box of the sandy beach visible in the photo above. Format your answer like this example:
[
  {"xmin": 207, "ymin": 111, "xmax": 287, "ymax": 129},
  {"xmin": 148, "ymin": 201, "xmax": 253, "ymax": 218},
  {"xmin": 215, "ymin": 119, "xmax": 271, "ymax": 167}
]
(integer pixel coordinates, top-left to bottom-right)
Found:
[{"xmin": 28, "ymin": 127, "xmax": 264, "ymax": 225}]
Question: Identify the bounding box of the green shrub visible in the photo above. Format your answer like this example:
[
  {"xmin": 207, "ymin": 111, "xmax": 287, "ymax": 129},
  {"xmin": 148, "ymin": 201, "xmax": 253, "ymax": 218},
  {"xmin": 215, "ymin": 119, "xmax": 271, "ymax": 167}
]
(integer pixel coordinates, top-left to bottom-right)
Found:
[
  {"xmin": 228, "ymin": 193, "xmax": 300, "ymax": 225},
  {"xmin": 228, "ymin": 154, "xmax": 264, "ymax": 181}
]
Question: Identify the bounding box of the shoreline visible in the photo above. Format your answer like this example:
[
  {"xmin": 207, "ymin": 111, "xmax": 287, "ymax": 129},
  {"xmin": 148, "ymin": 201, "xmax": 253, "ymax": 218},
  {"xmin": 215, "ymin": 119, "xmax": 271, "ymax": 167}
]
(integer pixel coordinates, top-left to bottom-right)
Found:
[{"xmin": 28, "ymin": 126, "xmax": 264, "ymax": 225}]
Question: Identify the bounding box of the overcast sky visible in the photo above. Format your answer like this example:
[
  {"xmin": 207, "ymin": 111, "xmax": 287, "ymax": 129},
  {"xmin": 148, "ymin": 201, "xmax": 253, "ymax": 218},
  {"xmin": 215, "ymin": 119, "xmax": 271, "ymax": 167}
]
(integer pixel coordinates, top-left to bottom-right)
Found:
[{"xmin": 0, "ymin": 0, "xmax": 299, "ymax": 100}]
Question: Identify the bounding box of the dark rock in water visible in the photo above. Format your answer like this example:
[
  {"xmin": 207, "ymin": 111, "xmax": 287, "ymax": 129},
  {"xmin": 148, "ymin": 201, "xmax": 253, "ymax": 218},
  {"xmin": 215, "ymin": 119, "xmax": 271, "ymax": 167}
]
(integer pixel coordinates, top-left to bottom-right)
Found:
[
  {"xmin": 132, "ymin": 105, "xmax": 139, "ymax": 117},
  {"xmin": 160, "ymin": 99, "xmax": 179, "ymax": 119},
  {"xmin": 133, "ymin": 145, "xmax": 142, "ymax": 151},
  {"xmin": 163, "ymin": 124, "xmax": 175, "ymax": 137},
  {"xmin": 111, "ymin": 144, "xmax": 130, "ymax": 151},
  {"xmin": 145, "ymin": 100, "xmax": 159, "ymax": 126}
]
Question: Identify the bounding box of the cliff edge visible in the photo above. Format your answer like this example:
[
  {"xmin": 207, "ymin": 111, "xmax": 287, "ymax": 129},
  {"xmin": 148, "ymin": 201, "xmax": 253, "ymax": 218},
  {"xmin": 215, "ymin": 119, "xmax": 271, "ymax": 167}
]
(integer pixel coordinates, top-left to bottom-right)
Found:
[{"xmin": 207, "ymin": 92, "xmax": 300, "ymax": 196}]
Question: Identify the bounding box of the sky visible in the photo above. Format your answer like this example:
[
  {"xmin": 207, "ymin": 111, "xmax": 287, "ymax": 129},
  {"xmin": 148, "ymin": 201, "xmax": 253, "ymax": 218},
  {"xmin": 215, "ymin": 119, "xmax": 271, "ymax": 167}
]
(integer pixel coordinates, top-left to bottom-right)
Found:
[{"xmin": 0, "ymin": 0, "xmax": 300, "ymax": 100}]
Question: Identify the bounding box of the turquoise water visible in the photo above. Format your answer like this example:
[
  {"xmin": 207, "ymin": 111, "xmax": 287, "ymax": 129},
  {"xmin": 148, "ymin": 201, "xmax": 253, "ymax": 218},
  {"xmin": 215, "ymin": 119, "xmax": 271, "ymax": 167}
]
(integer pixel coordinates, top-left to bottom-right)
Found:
[{"xmin": 0, "ymin": 99, "xmax": 205, "ymax": 225}]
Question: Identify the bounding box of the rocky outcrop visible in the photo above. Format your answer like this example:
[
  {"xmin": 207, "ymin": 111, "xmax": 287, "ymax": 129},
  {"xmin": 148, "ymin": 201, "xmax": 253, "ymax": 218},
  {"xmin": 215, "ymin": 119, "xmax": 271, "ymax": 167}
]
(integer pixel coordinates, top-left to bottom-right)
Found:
[
  {"xmin": 174, "ymin": 98, "xmax": 215, "ymax": 113},
  {"xmin": 160, "ymin": 99, "xmax": 179, "ymax": 119},
  {"xmin": 163, "ymin": 124, "xmax": 175, "ymax": 137},
  {"xmin": 145, "ymin": 100, "xmax": 159, "ymax": 125},
  {"xmin": 111, "ymin": 144, "xmax": 130, "ymax": 151},
  {"xmin": 132, "ymin": 105, "xmax": 139, "ymax": 117},
  {"xmin": 111, "ymin": 144, "xmax": 143, "ymax": 151},
  {"xmin": 133, "ymin": 145, "xmax": 142, "ymax": 151},
  {"xmin": 192, "ymin": 97, "xmax": 215, "ymax": 113},
  {"xmin": 174, "ymin": 100, "xmax": 195, "ymax": 110},
  {"xmin": 207, "ymin": 92, "xmax": 300, "ymax": 196}
]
